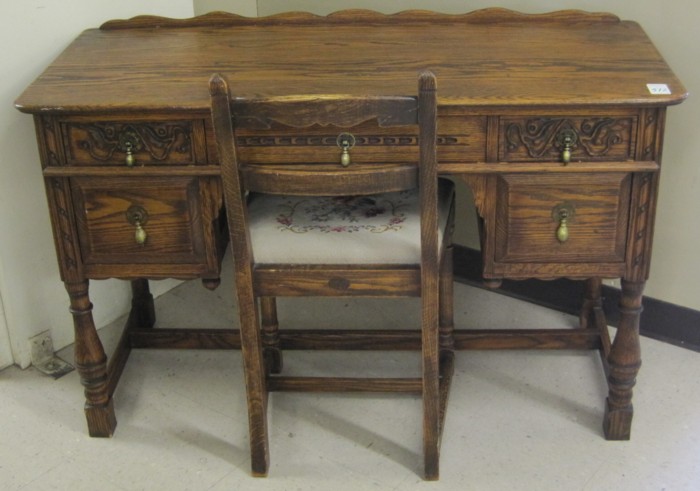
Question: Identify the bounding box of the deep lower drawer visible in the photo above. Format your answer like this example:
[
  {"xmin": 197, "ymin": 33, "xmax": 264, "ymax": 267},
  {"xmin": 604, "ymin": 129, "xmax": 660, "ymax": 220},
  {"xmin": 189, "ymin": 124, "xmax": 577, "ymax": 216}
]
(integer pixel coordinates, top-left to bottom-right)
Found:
[
  {"xmin": 71, "ymin": 176, "xmax": 210, "ymax": 266},
  {"xmin": 493, "ymin": 173, "xmax": 631, "ymax": 263}
]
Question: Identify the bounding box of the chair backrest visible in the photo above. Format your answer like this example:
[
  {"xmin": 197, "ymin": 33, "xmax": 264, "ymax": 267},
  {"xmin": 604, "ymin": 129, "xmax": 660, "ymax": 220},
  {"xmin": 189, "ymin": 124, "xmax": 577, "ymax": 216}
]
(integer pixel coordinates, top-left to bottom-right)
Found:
[{"xmin": 209, "ymin": 71, "xmax": 439, "ymax": 267}]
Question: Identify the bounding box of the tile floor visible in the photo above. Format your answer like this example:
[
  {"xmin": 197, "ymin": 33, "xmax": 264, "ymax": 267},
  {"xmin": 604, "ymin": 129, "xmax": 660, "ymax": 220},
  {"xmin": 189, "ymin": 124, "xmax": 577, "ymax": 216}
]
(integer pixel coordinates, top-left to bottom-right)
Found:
[{"xmin": 2, "ymin": 268, "xmax": 699, "ymax": 490}]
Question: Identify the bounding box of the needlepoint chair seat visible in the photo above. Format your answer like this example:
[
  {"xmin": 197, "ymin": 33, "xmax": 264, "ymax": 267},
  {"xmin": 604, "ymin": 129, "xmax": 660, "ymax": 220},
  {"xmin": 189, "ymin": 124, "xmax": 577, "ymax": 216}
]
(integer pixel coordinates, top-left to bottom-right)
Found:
[{"xmin": 248, "ymin": 181, "xmax": 453, "ymax": 264}]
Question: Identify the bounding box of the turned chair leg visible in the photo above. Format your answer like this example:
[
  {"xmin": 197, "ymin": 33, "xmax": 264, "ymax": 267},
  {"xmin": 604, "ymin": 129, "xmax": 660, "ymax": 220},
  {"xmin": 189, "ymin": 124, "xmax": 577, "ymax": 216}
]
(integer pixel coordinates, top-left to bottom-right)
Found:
[{"xmin": 260, "ymin": 297, "xmax": 283, "ymax": 374}]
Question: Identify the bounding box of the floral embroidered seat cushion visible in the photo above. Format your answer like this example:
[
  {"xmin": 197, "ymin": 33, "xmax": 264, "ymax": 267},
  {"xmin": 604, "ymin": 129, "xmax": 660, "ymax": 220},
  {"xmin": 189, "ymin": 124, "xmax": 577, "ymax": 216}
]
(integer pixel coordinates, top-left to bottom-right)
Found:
[{"xmin": 247, "ymin": 179, "xmax": 454, "ymax": 264}]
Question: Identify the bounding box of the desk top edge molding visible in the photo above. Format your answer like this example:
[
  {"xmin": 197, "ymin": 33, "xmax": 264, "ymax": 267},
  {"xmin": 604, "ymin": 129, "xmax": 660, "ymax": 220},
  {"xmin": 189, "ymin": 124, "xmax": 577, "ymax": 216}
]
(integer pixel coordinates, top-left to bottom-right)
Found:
[{"xmin": 99, "ymin": 8, "xmax": 623, "ymax": 30}]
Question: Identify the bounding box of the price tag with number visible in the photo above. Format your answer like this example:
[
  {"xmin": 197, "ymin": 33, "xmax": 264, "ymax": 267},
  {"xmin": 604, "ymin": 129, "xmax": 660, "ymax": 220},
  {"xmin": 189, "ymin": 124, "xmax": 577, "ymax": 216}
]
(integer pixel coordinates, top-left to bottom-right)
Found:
[{"xmin": 647, "ymin": 83, "xmax": 672, "ymax": 95}]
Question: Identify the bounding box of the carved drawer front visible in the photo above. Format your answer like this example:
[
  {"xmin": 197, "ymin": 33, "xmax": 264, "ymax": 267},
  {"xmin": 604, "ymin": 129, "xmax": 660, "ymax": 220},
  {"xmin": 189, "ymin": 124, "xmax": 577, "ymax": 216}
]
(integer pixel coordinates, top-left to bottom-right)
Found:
[
  {"xmin": 216, "ymin": 116, "xmax": 487, "ymax": 165},
  {"xmin": 61, "ymin": 119, "xmax": 207, "ymax": 166},
  {"xmin": 71, "ymin": 176, "xmax": 208, "ymax": 266},
  {"xmin": 494, "ymin": 173, "xmax": 631, "ymax": 263},
  {"xmin": 500, "ymin": 115, "xmax": 637, "ymax": 163}
]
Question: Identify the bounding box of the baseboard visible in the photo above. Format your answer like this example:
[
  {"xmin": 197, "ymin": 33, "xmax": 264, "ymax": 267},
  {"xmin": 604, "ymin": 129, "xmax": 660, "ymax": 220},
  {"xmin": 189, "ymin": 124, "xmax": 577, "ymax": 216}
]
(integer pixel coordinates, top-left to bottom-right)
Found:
[{"xmin": 453, "ymin": 245, "xmax": 700, "ymax": 352}]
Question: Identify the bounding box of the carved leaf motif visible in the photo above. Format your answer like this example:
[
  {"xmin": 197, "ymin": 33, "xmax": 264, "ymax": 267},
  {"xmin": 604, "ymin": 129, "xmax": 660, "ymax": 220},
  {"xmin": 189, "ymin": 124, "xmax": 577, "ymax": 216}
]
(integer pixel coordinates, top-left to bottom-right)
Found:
[
  {"xmin": 68, "ymin": 122, "xmax": 193, "ymax": 163},
  {"xmin": 504, "ymin": 117, "xmax": 633, "ymax": 160}
]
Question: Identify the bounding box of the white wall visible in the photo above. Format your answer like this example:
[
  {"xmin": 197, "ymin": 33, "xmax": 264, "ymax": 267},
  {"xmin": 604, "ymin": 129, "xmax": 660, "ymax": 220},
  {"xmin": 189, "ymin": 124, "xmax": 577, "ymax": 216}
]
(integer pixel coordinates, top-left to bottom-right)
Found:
[
  {"xmin": 0, "ymin": 290, "xmax": 12, "ymax": 369},
  {"xmin": 0, "ymin": 0, "xmax": 194, "ymax": 368},
  {"xmin": 252, "ymin": 0, "xmax": 700, "ymax": 310}
]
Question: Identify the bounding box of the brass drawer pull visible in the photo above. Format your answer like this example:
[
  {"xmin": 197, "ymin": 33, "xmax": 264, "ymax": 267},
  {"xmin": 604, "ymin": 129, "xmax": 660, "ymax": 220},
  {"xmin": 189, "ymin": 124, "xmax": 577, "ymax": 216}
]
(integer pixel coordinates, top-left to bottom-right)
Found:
[
  {"xmin": 119, "ymin": 130, "xmax": 141, "ymax": 167},
  {"xmin": 337, "ymin": 132, "xmax": 355, "ymax": 167},
  {"xmin": 124, "ymin": 142, "xmax": 136, "ymax": 167},
  {"xmin": 552, "ymin": 203, "xmax": 575, "ymax": 243},
  {"xmin": 555, "ymin": 129, "xmax": 578, "ymax": 165},
  {"xmin": 125, "ymin": 205, "xmax": 149, "ymax": 246}
]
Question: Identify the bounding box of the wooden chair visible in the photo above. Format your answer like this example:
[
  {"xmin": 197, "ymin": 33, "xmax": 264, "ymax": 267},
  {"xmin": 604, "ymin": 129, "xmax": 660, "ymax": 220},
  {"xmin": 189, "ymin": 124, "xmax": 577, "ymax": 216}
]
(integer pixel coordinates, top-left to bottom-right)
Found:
[{"xmin": 209, "ymin": 71, "xmax": 455, "ymax": 480}]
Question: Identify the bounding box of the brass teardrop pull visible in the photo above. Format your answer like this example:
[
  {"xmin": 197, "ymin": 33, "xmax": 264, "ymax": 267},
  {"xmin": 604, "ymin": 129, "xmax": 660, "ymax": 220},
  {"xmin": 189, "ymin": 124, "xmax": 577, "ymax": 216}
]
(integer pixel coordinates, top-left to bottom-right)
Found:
[
  {"xmin": 555, "ymin": 129, "xmax": 578, "ymax": 165},
  {"xmin": 124, "ymin": 142, "xmax": 136, "ymax": 167},
  {"xmin": 336, "ymin": 132, "xmax": 356, "ymax": 167},
  {"xmin": 552, "ymin": 203, "xmax": 575, "ymax": 243},
  {"xmin": 126, "ymin": 205, "xmax": 149, "ymax": 246},
  {"xmin": 119, "ymin": 130, "xmax": 142, "ymax": 167},
  {"xmin": 556, "ymin": 210, "xmax": 569, "ymax": 243},
  {"xmin": 133, "ymin": 220, "xmax": 147, "ymax": 245}
]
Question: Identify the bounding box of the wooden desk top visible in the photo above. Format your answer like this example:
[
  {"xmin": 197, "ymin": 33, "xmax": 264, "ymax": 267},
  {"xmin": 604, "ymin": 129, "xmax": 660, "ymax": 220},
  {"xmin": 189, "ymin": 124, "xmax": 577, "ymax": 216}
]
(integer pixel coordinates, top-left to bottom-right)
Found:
[{"xmin": 15, "ymin": 9, "xmax": 687, "ymax": 114}]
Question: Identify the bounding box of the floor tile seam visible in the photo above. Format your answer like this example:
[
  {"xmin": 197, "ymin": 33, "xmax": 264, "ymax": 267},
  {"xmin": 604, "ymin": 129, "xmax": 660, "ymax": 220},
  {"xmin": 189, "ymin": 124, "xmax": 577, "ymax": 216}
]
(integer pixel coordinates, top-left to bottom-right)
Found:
[
  {"xmin": 14, "ymin": 457, "xmax": 74, "ymax": 491},
  {"xmin": 168, "ymin": 388, "xmax": 250, "ymax": 424}
]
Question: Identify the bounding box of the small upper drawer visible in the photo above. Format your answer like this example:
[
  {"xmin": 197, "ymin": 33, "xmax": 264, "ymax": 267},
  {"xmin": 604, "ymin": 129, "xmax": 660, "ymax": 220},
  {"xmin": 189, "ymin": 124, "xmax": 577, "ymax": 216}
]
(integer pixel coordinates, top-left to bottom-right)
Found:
[
  {"xmin": 214, "ymin": 115, "xmax": 487, "ymax": 166},
  {"xmin": 60, "ymin": 119, "xmax": 207, "ymax": 166},
  {"xmin": 499, "ymin": 115, "xmax": 638, "ymax": 163}
]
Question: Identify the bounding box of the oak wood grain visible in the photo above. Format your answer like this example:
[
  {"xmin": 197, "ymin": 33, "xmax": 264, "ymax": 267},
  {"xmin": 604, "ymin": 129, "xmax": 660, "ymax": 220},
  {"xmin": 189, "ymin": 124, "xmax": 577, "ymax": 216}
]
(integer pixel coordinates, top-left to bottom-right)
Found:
[{"xmin": 15, "ymin": 10, "xmax": 686, "ymax": 114}]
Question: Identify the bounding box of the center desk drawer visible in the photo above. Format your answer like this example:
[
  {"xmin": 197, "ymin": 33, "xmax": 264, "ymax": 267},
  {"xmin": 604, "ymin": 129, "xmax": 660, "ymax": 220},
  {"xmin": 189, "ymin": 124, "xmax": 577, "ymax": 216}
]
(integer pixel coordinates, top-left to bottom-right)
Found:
[
  {"xmin": 229, "ymin": 116, "xmax": 487, "ymax": 165},
  {"xmin": 71, "ymin": 176, "xmax": 208, "ymax": 266},
  {"xmin": 494, "ymin": 173, "xmax": 631, "ymax": 263}
]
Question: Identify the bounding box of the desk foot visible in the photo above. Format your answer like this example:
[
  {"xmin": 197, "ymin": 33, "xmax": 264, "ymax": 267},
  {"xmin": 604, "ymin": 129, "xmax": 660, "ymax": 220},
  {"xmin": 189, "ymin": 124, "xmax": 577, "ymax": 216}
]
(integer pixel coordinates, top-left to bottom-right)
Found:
[
  {"xmin": 603, "ymin": 399, "xmax": 632, "ymax": 440},
  {"xmin": 85, "ymin": 399, "xmax": 117, "ymax": 437}
]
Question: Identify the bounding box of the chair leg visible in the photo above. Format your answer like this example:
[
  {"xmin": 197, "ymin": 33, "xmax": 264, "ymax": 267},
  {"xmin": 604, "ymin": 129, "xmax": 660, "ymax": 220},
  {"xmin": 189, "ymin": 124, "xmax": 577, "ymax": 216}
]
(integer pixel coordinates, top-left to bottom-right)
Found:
[
  {"xmin": 439, "ymin": 246, "xmax": 455, "ymax": 354},
  {"xmin": 422, "ymin": 276, "xmax": 441, "ymax": 480},
  {"xmin": 438, "ymin": 245, "xmax": 455, "ymax": 443},
  {"xmin": 260, "ymin": 297, "xmax": 283, "ymax": 374},
  {"xmin": 238, "ymin": 295, "xmax": 270, "ymax": 476}
]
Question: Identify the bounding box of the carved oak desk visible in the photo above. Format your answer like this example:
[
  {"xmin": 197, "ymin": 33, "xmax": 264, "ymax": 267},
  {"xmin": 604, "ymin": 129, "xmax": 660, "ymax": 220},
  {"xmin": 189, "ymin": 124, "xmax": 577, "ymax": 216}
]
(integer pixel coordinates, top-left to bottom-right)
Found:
[{"xmin": 15, "ymin": 10, "xmax": 686, "ymax": 442}]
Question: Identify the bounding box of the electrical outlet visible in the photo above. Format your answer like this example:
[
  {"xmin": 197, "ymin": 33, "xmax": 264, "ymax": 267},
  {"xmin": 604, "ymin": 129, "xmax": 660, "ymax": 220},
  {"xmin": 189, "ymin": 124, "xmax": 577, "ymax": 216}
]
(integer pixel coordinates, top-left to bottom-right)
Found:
[
  {"xmin": 30, "ymin": 330, "xmax": 54, "ymax": 365},
  {"xmin": 29, "ymin": 330, "xmax": 74, "ymax": 379}
]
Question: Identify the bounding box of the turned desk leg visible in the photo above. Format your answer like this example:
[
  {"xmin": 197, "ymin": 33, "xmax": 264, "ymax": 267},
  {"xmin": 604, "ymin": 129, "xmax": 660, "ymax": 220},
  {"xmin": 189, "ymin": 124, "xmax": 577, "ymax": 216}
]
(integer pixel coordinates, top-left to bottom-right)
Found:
[
  {"xmin": 129, "ymin": 279, "xmax": 156, "ymax": 328},
  {"xmin": 580, "ymin": 278, "xmax": 604, "ymax": 330},
  {"xmin": 604, "ymin": 279, "xmax": 644, "ymax": 440},
  {"xmin": 65, "ymin": 280, "xmax": 116, "ymax": 437}
]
